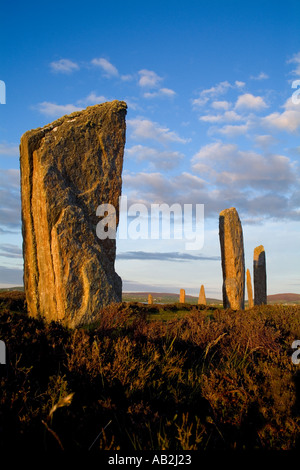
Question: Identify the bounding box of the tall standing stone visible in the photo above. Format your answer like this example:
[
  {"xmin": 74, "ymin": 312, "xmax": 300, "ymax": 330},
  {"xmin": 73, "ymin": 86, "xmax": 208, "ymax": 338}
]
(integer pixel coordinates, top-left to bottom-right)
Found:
[
  {"xmin": 20, "ymin": 101, "xmax": 127, "ymax": 328},
  {"xmin": 219, "ymin": 207, "xmax": 245, "ymax": 310},
  {"xmin": 148, "ymin": 294, "xmax": 153, "ymax": 305},
  {"xmin": 253, "ymin": 245, "xmax": 267, "ymax": 305},
  {"xmin": 198, "ymin": 285, "xmax": 206, "ymax": 305},
  {"xmin": 246, "ymin": 269, "xmax": 254, "ymax": 309},
  {"xmin": 180, "ymin": 289, "xmax": 185, "ymax": 303}
]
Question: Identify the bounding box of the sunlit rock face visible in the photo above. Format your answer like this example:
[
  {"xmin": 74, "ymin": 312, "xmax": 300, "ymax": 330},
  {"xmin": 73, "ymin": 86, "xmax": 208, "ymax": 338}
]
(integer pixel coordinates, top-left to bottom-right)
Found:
[
  {"xmin": 219, "ymin": 207, "xmax": 245, "ymax": 310},
  {"xmin": 20, "ymin": 101, "xmax": 127, "ymax": 327}
]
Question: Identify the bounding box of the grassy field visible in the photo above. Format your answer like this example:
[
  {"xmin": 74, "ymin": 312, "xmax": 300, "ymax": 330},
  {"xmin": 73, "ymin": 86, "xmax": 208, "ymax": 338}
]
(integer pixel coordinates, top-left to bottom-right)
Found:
[
  {"xmin": 1, "ymin": 290, "xmax": 300, "ymax": 451},
  {"xmin": 122, "ymin": 292, "xmax": 222, "ymax": 305}
]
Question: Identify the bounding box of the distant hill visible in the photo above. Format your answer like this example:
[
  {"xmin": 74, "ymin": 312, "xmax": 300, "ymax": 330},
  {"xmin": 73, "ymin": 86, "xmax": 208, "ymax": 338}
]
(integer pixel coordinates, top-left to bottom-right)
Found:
[
  {"xmin": 122, "ymin": 292, "xmax": 222, "ymax": 305},
  {"xmin": 1, "ymin": 287, "xmax": 299, "ymax": 305},
  {"xmin": 123, "ymin": 292, "xmax": 300, "ymax": 305},
  {"xmin": 0, "ymin": 286, "xmax": 24, "ymax": 292},
  {"xmin": 267, "ymin": 293, "xmax": 300, "ymax": 304}
]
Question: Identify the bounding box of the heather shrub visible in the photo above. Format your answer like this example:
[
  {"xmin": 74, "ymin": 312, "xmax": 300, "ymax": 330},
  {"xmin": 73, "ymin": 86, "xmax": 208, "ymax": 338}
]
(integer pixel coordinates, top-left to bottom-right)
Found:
[{"xmin": 1, "ymin": 293, "xmax": 300, "ymax": 451}]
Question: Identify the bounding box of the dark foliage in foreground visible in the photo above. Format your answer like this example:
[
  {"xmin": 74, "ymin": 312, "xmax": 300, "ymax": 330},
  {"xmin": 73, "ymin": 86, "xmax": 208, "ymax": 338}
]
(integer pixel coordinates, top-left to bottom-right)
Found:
[{"xmin": 1, "ymin": 291, "xmax": 300, "ymax": 451}]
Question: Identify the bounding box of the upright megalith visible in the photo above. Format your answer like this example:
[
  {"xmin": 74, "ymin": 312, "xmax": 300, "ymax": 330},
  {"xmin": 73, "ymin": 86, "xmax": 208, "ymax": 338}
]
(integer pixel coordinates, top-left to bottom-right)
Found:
[
  {"xmin": 253, "ymin": 245, "xmax": 267, "ymax": 305},
  {"xmin": 148, "ymin": 294, "xmax": 153, "ymax": 305},
  {"xmin": 198, "ymin": 285, "xmax": 206, "ymax": 305},
  {"xmin": 219, "ymin": 207, "xmax": 245, "ymax": 310},
  {"xmin": 246, "ymin": 269, "xmax": 254, "ymax": 309},
  {"xmin": 20, "ymin": 101, "xmax": 127, "ymax": 328},
  {"xmin": 180, "ymin": 289, "xmax": 185, "ymax": 303}
]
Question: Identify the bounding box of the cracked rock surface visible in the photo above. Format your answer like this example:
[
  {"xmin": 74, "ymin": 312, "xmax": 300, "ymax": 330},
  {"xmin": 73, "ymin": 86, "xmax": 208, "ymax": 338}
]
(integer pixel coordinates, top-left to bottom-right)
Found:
[
  {"xmin": 219, "ymin": 207, "xmax": 245, "ymax": 310},
  {"xmin": 20, "ymin": 101, "xmax": 127, "ymax": 327}
]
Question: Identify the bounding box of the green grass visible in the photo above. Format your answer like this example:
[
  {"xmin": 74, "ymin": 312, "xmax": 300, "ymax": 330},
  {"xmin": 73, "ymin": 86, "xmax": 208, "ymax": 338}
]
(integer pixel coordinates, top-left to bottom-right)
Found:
[
  {"xmin": 122, "ymin": 292, "xmax": 222, "ymax": 305},
  {"xmin": 145, "ymin": 304, "xmax": 218, "ymax": 321}
]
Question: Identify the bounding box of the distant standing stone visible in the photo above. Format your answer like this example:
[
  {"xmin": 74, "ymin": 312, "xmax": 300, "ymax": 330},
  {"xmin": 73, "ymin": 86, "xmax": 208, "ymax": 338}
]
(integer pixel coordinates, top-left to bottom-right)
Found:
[
  {"xmin": 180, "ymin": 289, "xmax": 185, "ymax": 303},
  {"xmin": 219, "ymin": 207, "xmax": 245, "ymax": 310},
  {"xmin": 253, "ymin": 245, "xmax": 267, "ymax": 305},
  {"xmin": 148, "ymin": 294, "xmax": 153, "ymax": 305},
  {"xmin": 246, "ymin": 269, "xmax": 254, "ymax": 308},
  {"xmin": 198, "ymin": 285, "xmax": 207, "ymax": 305}
]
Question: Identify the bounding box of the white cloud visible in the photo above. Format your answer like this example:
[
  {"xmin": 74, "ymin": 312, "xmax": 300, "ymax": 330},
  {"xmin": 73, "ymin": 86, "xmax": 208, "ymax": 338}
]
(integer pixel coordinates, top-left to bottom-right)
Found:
[
  {"xmin": 77, "ymin": 92, "xmax": 107, "ymax": 105},
  {"xmin": 0, "ymin": 169, "xmax": 20, "ymax": 188},
  {"xmin": 127, "ymin": 118, "xmax": 189, "ymax": 144},
  {"xmin": 254, "ymin": 134, "xmax": 278, "ymax": 149},
  {"xmin": 235, "ymin": 93, "xmax": 268, "ymax": 111},
  {"xmin": 124, "ymin": 98, "xmax": 140, "ymax": 110},
  {"xmin": 123, "ymin": 153, "xmax": 299, "ymax": 221},
  {"xmin": 192, "ymin": 142, "xmax": 235, "ymax": 170},
  {"xmin": 200, "ymin": 80, "xmax": 232, "ymax": 98},
  {"xmin": 118, "ymin": 251, "xmax": 219, "ymax": 262},
  {"xmin": 144, "ymin": 87, "xmax": 176, "ymax": 99},
  {"xmin": 192, "ymin": 80, "xmax": 245, "ymax": 108},
  {"xmin": 262, "ymin": 97, "xmax": 300, "ymax": 133},
  {"xmin": 138, "ymin": 69, "xmax": 163, "ymax": 88},
  {"xmin": 0, "ymin": 143, "xmax": 19, "ymax": 157},
  {"xmin": 123, "ymin": 171, "xmax": 175, "ymax": 202},
  {"xmin": 235, "ymin": 80, "xmax": 246, "ymax": 88},
  {"xmin": 216, "ymin": 123, "xmax": 250, "ymax": 137},
  {"xmin": 173, "ymin": 172, "xmax": 206, "ymax": 190},
  {"xmin": 0, "ymin": 169, "xmax": 21, "ymax": 229},
  {"xmin": 126, "ymin": 145, "xmax": 184, "ymax": 170},
  {"xmin": 199, "ymin": 110, "xmax": 243, "ymax": 123},
  {"xmin": 192, "ymin": 142, "xmax": 296, "ymax": 191},
  {"xmin": 35, "ymin": 92, "xmax": 108, "ymax": 118},
  {"xmin": 192, "ymin": 96, "xmax": 209, "ymax": 108},
  {"xmin": 91, "ymin": 57, "xmax": 119, "ymax": 77},
  {"xmin": 123, "ymin": 171, "xmax": 207, "ymax": 207},
  {"xmin": 211, "ymin": 100, "xmax": 231, "ymax": 110},
  {"xmin": 250, "ymin": 72, "xmax": 269, "ymax": 80},
  {"xmin": 50, "ymin": 59, "xmax": 79, "ymax": 74},
  {"xmin": 0, "ymin": 244, "xmax": 22, "ymax": 259},
  {"xmin": 287, "ymin": 52, "xmax": 300, "ymax": 76},
  {"xmin": 199, "ymin": 114, "xmax": 223, "ymax": 123},
  {"xmin": 121, "ymin": 74, "xmax": 133, "ymax": 81},
  {"xmin": 216, "ymin": 153, "xmax": 292, "ymax": 187},
  {"xmin": 35, "ymin": 101, "xmax": 83, "ymax": 117},
  {"xmin": 160, "ymin": 88, "xmax": 176, "ymax": 97}
]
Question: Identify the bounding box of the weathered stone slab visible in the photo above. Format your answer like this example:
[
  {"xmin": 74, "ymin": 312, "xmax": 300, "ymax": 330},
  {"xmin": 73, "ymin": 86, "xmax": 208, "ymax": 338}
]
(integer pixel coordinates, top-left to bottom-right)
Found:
[
  {"xmin": 148, "ymin": 294, "xmax": 153, "ymax": 305},
  {"xmin": 20, "ymin": 101, "xmax": 127, "ymax": 327},
  {"xmin": 219, "ymin": 207, "xmax": 245, "ymax": 310},
  {"xmin": 246, "ymin": 268, "xmax": 254, "ymax": 308},
  {"xmin": 198, "ymin": 285, "xmax": 206, "ymax": 305},
  {"xmin": 179, "ymin": 289, "xmax": 185, "ymax": 303},
  {"xmin": 253, "ymin": 245, "xmax": 267, "ymax": 305}
]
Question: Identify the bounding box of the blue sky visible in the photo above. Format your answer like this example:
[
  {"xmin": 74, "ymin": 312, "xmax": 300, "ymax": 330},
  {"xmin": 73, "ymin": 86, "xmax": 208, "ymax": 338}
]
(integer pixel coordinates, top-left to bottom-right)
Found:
[{"xmin": 1, "ymin": 0, "xmax": 300, "ymax": 297}]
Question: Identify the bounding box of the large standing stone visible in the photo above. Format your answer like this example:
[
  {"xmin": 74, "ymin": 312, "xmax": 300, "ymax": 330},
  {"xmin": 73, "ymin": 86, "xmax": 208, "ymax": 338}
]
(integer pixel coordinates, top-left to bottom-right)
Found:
[
  {"xmin": 148, "ymin": 294, "xmax": 153, "ymax": 305},
  {"xmin": 198, "ymin": 285, "xmax": 206, "ymax": 305},
  {"xmin": 246, "ymin": 269, "xmax": 254, "ymax": 309},
  {"xmin": 219, "ymin": 207, "xmax": 245, "ymax": 310},
  {"xmin": 253, "ymin": 245, "xmax": 267, "ymax": 305},
  {"xmin": 20, "ymin": 101, "xmax": 127, "ymax": 328},
  {"xmin": 179, "ymin": 289, "xmax": 185, "ymax": 303}
]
